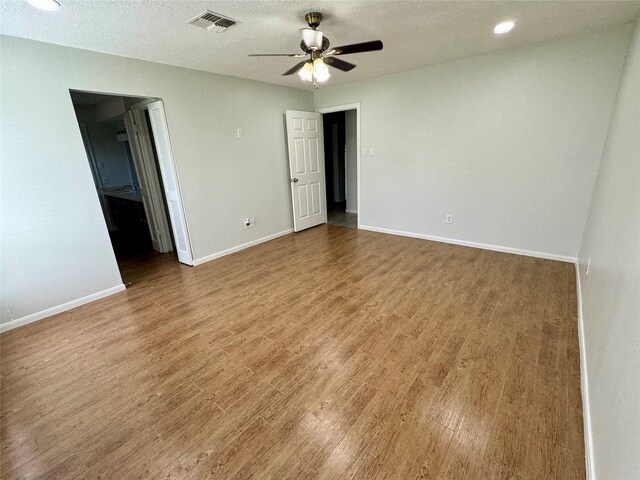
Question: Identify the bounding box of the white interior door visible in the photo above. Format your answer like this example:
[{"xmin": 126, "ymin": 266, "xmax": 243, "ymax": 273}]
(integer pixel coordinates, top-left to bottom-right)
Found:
[
  {"xmin": 123, "ymin": 111, "xmax": 172, "ymax": 254},
  {"xmin": 146, "ymin": 101, "xmax": 194, "ymax": 266},
  {"xmin": 131, "ymin": 109, "xmax": 173, "ymax": 253},
  {"xmin": 285, "ymin": 110, "xmax": 327, "ymax": 232}
]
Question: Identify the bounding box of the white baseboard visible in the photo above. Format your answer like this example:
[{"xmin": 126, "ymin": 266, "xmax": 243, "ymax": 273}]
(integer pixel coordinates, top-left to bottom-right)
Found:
[
  {"xmin": 359, "ymin": 225, "xmax": 577, "ymax": 263},
  {"xmin": 0, "ymin": 284, "xmax": 126, "ymax": 334},
  {"xmin": 1, "ymin": 230, "xmax": 295, "ymax": 333},
  {"xmin": 345, "ymin": 209, "xmax": 358, "ymax": 214},
  {"xmin": 575, "ymin": 262, "xmax": 595, "ymax": 480},
  {"xmin": 193, "ymin": 229, "xmax": 294, "ymax": 266}
]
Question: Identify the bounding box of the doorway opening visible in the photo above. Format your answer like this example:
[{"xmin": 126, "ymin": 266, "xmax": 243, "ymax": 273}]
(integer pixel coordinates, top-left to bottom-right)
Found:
[
  {"xmin": 320, "ymin": 108, "xmax": 358, "ymax": 229},
  {"xmin": 70, "ymin": 90, "xmax": 193, "ymax": 284}
]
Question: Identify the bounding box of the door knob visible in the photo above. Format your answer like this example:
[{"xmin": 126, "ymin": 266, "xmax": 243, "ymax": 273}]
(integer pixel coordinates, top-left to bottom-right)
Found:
[{"xmin": 291, "ymin": 178, "xmax": 299, "ymax": 183}]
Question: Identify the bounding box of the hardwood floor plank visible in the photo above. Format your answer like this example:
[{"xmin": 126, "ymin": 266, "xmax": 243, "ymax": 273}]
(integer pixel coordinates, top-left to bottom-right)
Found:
[{"xmin": 0, "ymin": 225, "xmax": 584, "ymax": 479}]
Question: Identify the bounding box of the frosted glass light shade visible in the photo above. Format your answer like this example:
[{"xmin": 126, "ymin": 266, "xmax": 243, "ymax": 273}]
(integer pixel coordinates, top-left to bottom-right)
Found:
[
  {"xmin": 301, "ymin": 29, "xmax": 323, "ymax": 50},
  {"xmin": 313, "ymin": 58, "xmax": 330, "ymax": 82},
  {"xmin": 26, "ymin": 0, "xmax": 60, "ymax": 10},
  {"xmin": 298, "ymin": 62, "xmax": 314, "ymax": 82}
]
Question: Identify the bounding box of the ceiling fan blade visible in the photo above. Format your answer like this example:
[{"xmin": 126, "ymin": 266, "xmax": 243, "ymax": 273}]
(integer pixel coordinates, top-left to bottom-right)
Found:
[
  {"xmin": 328, "ymin": 40, "xmax": 383, "ymax": 56},
  {"xmin": 324, "ymin": 57, "xmax": 356, "ymax": 72},
  {"xmin": 282, "ymin": 61, "xmax": 308, "ymax": 76},
  {"xmin": 249, "ymin": 53, "xmax": 306, "ymax": 57}
]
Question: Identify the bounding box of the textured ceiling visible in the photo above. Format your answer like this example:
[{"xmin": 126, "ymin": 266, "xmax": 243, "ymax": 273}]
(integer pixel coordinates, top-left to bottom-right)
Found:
[{"xmin": 2, "ymin": 1, "xmax": 639, "ymax": 90}]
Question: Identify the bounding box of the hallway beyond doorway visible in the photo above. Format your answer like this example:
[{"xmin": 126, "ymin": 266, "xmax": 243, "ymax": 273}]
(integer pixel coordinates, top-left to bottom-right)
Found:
[
  {"xmin": 327, "ymin": 201, "xmax": 357, "ymax": 229},
  {"xmin": 321, "ymin": 108, "xmax": 358, "ymax": 230}
]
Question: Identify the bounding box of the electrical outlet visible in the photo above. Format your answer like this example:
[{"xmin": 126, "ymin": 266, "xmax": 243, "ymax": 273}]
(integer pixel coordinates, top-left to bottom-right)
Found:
[
  {"xmin": 446, "ymin": 214, "xmax": 453, "ymax": 224},
  {"xmin": 243, "ymin": 218, "xmax": 256, "ymax": 230},
  {"xmin": 369, "ymin": 148, "xmax": 375, "ymax": 156},
  {"xmin": 362, "ymin": 148, "xmax": 368, "ymax": 157},
  {"xmin": 237, "ymin": 128, "xmax": 243, "ymax": 138},
  {"xmin": 586, "ymin": 258, "xmax": 591, "ymax": 276}
]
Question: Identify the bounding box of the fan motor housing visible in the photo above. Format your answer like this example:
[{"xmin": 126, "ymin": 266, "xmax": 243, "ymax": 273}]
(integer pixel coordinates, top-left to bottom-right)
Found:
[
  {"xmin": 305, "ymin": 12, "xmax": 323, "ymax": 29},
  {"xmin": 300, "ymin": 37, "xmax": 330, "ymax": 53}
]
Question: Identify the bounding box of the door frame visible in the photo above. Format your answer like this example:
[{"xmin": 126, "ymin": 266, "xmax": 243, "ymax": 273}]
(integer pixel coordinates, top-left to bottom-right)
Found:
[
  {"xmin": 316, "ymin": 103, "xmax": 361, "ymax": 229},
  {"xmin": 70, "ymin": 89, "xmax": 194, "ymax": 267}
]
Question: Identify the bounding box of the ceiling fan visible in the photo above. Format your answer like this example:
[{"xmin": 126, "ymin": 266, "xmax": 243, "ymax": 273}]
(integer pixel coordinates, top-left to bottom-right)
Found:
[{"xmin": 248, "ymin": 12, "xmax": 383, "ymax": 85}]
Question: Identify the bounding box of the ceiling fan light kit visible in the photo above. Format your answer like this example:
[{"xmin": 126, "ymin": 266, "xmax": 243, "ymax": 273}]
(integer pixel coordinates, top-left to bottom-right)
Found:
[
  {"xmin": 26, "ymin": 0, "xmax": 60, "ymax": 10},
  {"xmin": 249, "ymin": 11, "xmax": 384, "ymax": 87},
  {"xmin": 313, "ymin": 58, "xmax": 330, "ymax": 82},
  {"xmin": 301, "ymin": 28, "xmax": 324, "ymax": 50},
  {"xmin": 298, "ymin": 61, "xmax": 314, "ymax": 82}
]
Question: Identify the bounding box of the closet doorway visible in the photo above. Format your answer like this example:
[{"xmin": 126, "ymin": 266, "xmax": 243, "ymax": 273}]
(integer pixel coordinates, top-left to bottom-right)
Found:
[{"xmin": 71, "ymin": 90, "xmax": 192, "ymax": 283}]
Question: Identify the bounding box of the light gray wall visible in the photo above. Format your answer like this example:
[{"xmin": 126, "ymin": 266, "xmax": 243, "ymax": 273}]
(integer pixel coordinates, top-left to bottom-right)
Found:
[
  {"xmin": 345, "ymin": 109, "xmax": 358, "ymax": 213},
  {"xmin": 577, "ymin": 20, "xmax": 640, "ymax": 480},
  {"xmin": 1, "ymin": 35, "xmax": 312, "ymax": 326},
  {"xmin": 315, "ymin": 26, "xmax": 632, "ymax": 259}
]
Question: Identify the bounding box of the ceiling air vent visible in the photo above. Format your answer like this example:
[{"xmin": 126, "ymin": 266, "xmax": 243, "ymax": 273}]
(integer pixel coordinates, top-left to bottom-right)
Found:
[{"xmin": 188, "ymin": 10, "xmax": 238, "ymax": 32}]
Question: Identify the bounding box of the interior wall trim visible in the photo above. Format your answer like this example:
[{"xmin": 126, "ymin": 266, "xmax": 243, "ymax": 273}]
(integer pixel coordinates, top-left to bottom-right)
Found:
[
  {"xmin": 575, "ymin": 261, "xmax": 595, "ymax": 480},
  {"xmin": 0, "ymin": 284, "xmax": 126, "ymax": 334},
  {"xmin": 193, "ymin": 228, "xmax": 294, "ymax": 266},
  {"xmin": 359, "ymin": 224, "xmax": 577, "ymax": 263},
  {"xmin": 1, "ymin": 229, "xmax": 296, "ymax": 333}
]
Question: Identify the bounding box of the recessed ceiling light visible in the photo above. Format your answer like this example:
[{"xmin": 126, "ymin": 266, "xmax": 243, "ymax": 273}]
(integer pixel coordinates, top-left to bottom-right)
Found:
[
  {"xmin": 26, "ymin": 0, "xmax": 60, "ymax": 11},
  {"xmin": 494, "ymin": 21, "xmax": 515, "ymax": 35}
]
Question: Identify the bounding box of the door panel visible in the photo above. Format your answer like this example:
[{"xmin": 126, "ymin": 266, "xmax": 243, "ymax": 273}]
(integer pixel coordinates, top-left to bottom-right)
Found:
[
  {"xmin": 294, "ymin": 139, "xmax": 306, "ymax": 174},
  {"xmin": 123, "ymin": 111, "xmax": 166, "ymax": 253},
  {"xmin": 309, "ymin": 138, "xmax": 320, "ymax": 172},
  {"xmin": 297, "ymin": 184, "xmax": 309, "ymax": 218},
  {"xmin": 285, "ymin": 110, "xmax": 327, "ymax": 232},
  {"xmin": 310, "ymin": 182, "xmax": 322, "ymax": 215},
  {"xmin": 146, "ymin": 101, "xmax": 194, "ymax": 265},
  {"xmin": 131, "ymin": 109, "xmax": 174, "ymax": 254}
]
